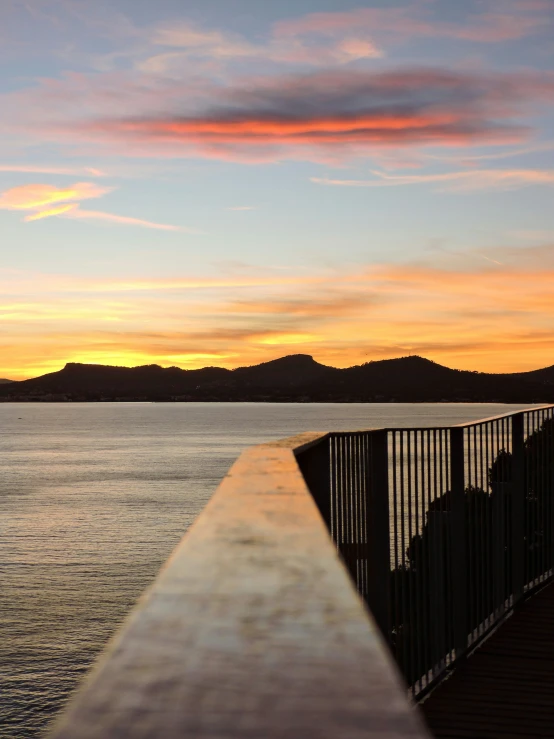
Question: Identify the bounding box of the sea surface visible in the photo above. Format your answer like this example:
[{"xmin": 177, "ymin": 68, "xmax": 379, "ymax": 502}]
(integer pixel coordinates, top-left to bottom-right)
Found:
[{"xmin": 0, "ymin": 402, "xmax": 538, "ymax": 738}]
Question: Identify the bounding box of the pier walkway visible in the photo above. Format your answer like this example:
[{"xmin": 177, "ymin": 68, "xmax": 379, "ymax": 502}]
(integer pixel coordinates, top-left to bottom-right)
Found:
[{"xmin": 422, "ymin": 581, "xmax": 554, "ymax": 739}]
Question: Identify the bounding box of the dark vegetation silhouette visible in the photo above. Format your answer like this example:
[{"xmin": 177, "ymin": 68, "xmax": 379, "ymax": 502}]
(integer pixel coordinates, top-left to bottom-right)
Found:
[
  {"xmin": 390, "ymin": 417, "xmax": 554, "ymax": 685},
  {"xmin": 2, "ymin": 354, "xmax": 554, "ymax": 402}
]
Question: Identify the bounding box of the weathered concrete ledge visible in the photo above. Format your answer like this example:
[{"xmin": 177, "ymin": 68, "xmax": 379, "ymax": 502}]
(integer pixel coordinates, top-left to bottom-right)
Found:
[{"xmin": 47, "ymin": 436, "xmax": 430, "ymax": 739}]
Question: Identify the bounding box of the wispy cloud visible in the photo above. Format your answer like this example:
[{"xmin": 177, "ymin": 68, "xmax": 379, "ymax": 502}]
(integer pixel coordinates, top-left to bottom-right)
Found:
[
  {"xmin": 273, "ymin": 2, "xmax": 552, "ymax": 45},
  {"xmin": 425, "ymin": 141, "xmax": 554, "ymax": 165},
  {"xmin": 312, "ymin": 168, "xmax": 554, "ymax": 192},
  {"xmin": 0, "ymin": 180, "xmax": 194, "ymax": 231},
  {"xmin": 64, "ymin": 207, "xmax": 201, "ymax": 232},
  {"xmin": 134, "ymin": 3, "xmax": 552, "ymax": 75},
  {"xmin": 138, "ymin": 16, "xmax": 383, "ymax": 75},
  {"xmin": 226, "ymin": 205, "xmax": 255, "ymax": 211},
  {"xmin": 0, "ymin": 163, "xmax": 105, "ymax": 176}
]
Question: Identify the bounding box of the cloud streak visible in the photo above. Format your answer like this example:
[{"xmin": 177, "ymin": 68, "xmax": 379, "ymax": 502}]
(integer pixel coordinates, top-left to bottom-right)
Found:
[
  {"xmin": 63, "ymin": 207, "xmax": 200, "ymax": 232},
  {"xmin": 0, "ymin": 163, "xmax": 105, "ymax": 176},
  {"xmin": 312, "ymin": 168, "xmax": 554, "ymax": 192}
]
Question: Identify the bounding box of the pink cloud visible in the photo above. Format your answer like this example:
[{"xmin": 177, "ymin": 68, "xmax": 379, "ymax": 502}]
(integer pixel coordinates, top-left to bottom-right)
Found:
[
  {"xmin": 68, "ymin": 68, "xmax": 554, "ymax": 163},
  {"xmin": 273, "ymin": 3, "xmax": 551, "ymax": 44}
]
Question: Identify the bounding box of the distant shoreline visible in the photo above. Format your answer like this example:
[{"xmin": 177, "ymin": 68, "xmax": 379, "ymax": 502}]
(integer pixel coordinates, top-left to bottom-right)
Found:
[
  {"xmin": 1, "ymin": 354, "xmax": 553, "ymax": 405},
  {"xmin": 0, "ymin": 398, "xmax": 549, "ymax": 405}
]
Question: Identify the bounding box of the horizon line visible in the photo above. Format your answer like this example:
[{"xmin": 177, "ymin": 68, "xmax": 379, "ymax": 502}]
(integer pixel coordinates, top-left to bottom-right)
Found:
[{"xmin": 3, "ymin": 352, "xmax": 553, "ymax": 383}]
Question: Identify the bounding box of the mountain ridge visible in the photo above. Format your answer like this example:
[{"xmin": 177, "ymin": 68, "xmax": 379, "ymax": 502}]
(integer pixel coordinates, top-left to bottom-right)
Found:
[{"xmin": 2, "ymin": 354, "xmax": 554, "ymax": 402}]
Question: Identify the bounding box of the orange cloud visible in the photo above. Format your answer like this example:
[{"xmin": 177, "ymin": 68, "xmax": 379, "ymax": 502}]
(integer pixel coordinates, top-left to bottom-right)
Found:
[
  {"xmin": 77, "ymin": 68, "xmax": 554, "ymax": 162},
  {"xmin": 0, "ymin": 182, "xmax": 111, "ymax": 211},
  {"xmin": 0, "ymin": 181, "xmax": 192, "ymax": 231}
]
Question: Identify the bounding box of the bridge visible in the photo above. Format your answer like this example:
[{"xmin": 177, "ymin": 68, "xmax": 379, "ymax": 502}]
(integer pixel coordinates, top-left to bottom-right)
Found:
[{"xmin": 47, "ymin": 406, "xmax": 554, "ymax": 738}]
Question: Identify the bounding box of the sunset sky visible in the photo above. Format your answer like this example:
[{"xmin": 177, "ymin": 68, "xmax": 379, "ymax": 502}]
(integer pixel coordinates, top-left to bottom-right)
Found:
[{"xmin": 2, "ymin": 0, "xmax": 554, "ymax": 380}]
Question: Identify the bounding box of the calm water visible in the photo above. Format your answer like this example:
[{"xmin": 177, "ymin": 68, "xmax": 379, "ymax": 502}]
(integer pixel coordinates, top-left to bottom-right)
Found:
[{"xmin": 0, "ymin": 402, "xmax": 535, "ymax": 738}]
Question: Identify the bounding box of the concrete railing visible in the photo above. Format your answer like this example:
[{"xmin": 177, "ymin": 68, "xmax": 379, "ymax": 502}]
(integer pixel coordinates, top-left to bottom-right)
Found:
[{"xmin": 47, "ymin": 433, "xmax": 430, "ymax": 739}]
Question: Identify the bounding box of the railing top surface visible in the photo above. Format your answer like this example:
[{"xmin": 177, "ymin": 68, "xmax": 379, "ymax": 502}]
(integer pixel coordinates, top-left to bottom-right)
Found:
[{"xmin": 48, "ymin": 438, "xmax": 430, "ymax": 739}]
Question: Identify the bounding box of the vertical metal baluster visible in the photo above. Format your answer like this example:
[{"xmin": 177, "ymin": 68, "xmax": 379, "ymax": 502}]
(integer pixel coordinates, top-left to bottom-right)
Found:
[
  {"xmin": 329, "ymin": 434, "xmax": 337, "ymax": 544},
  {"xmin": 493, "ymin": 420, "xmax": 500, "ymax": 619},
  {"xmin": 512, "ymin": 413, "xmax": 525, "ymax": 608},
  {"xmin": 345, "ymin": 435, "xmax": 351, "ymax": 574},
  {"xmin": 399, "ymin": 431, "xmax": 408, "ymax": 682},
  {"xmin": 417, "ymin": 429, "xmax": 426, "ymax": 690},
  {"xmin": 339, "ymin": 434, "xmax": 346, "ymax": 552},
  {"xmin": 392, "ymin": 432, "xmax": 400, "ymax": 668},
  {"xmin": 484, "ymin": 422, "xmax": 491, "ymax": 628},
  {"xmin": 425, "ymin": 429, "xmax": 433, "ymax": 683},
  {"xmin": 546, "ymin": 408, "xmax": 554, "ymax": 576},
  {"xmin": 467, "ymin": 426, "xmax": 474, "ymax": 643},
  {"xmin": 360, "ymin": 434, "xmax": 367, "ymax": 601},
  {"xmin": 414, "ymin": 430, "xmax": 422, "ymax": 692},
  {"xmin": 430, "ymin": 428, "xmax": 438, "ymax": 675},
  {"xmin": 451, "ymin": 426, "xmax": 466, "ymax": 661},
  {"xmin": 406, "ymin": 431, "xmax": 415, "ymax": 692},
  {"xmin": 439, "ymin": 428, "xmax": 447, "ymax": 666},
  {"xmin": 356, "ymin": 434, "xmax": 362, "ymax": 593},
  {"xmin": 541, "ymin": 409, "xmax": 548, "ymax": 581},
  {"xmin": 502, "ymin": 418, "xmax": 506, "ymax": 611},
  {"xmin": 350, "ymin": 435, "xmax": 356, "ymax": 580},
  {"xmin": 532, "ymin": 413, "xmax": 537, "ymax": 586},
  {"xmin": 351, "ymin": 435, "xmax": 358, "ymax": 590},
  {"xmin": 525, "ymin": 413, "xmax": 533, "ymax": 589}
]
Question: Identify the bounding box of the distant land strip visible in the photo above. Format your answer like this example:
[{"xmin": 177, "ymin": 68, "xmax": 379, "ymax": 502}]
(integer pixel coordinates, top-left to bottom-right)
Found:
[{"xmin": 2, "ymin": 354, "xmax": 554, "ymax": 403}]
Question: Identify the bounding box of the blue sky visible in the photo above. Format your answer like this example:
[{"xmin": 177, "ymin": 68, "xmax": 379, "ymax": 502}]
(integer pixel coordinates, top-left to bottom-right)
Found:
[{"xmin": 1, "ymin": 0, "xmax": 554, "ymax": 378}]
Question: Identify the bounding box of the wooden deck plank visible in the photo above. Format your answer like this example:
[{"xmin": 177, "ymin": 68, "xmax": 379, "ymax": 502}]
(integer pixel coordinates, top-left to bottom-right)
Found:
[{"xmin": 421, "ymin": 582, "xmax": 554, "ymax": 738}]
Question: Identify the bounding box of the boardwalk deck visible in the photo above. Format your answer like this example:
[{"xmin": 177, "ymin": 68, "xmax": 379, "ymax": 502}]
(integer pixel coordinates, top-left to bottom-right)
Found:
[{"xmin": 421, "ymin": 582, "xmax": 554, "ymax": 738}]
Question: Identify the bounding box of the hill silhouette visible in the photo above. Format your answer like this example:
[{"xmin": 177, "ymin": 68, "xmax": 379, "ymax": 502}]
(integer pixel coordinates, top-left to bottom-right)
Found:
[
  {"xmin": 0, "ymin": 379, "xmax": 13, "ymax": 384},
  {"xmin": 1, "ymin": 354, "xmax": 553, "ymax": 402}
]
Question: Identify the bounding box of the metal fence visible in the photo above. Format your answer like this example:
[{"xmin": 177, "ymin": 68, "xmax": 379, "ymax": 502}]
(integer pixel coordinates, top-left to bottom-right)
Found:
[{"xmin": 295, "ymin": 406, "xmax": 554, "ymax": 699}]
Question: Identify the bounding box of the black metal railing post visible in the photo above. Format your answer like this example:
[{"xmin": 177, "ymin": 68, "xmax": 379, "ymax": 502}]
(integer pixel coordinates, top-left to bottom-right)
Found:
[
  {"xmin": 367, "ymin": 430, "xmax": 391, "ymax": 643},
  {"xmin": 296, "ymin": 437, "xmax": 331, "ymax": 530},
  {"xmin": 450, "ymin": 427, "xmax": 468, "ymax": 658},
  {"xmin": 511, "ymin": 412, "xmax": 525, "ymax": 605}
]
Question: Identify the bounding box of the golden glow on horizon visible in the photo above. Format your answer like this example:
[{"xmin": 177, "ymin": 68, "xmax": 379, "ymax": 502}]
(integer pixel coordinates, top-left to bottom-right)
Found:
[{"xmin": 3, "ymin": 256, "xmax": 554, "ymax": 381}]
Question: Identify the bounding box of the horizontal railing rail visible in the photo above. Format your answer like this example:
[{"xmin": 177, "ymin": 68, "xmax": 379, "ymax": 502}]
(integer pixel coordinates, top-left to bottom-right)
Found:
[
  {"xmin": 47, "ymin": 433, "xmax": 430, "ymax": 739},
  {"xmin": 296, "ymin": 405, "xmax": 554, "ymax": 699}
]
